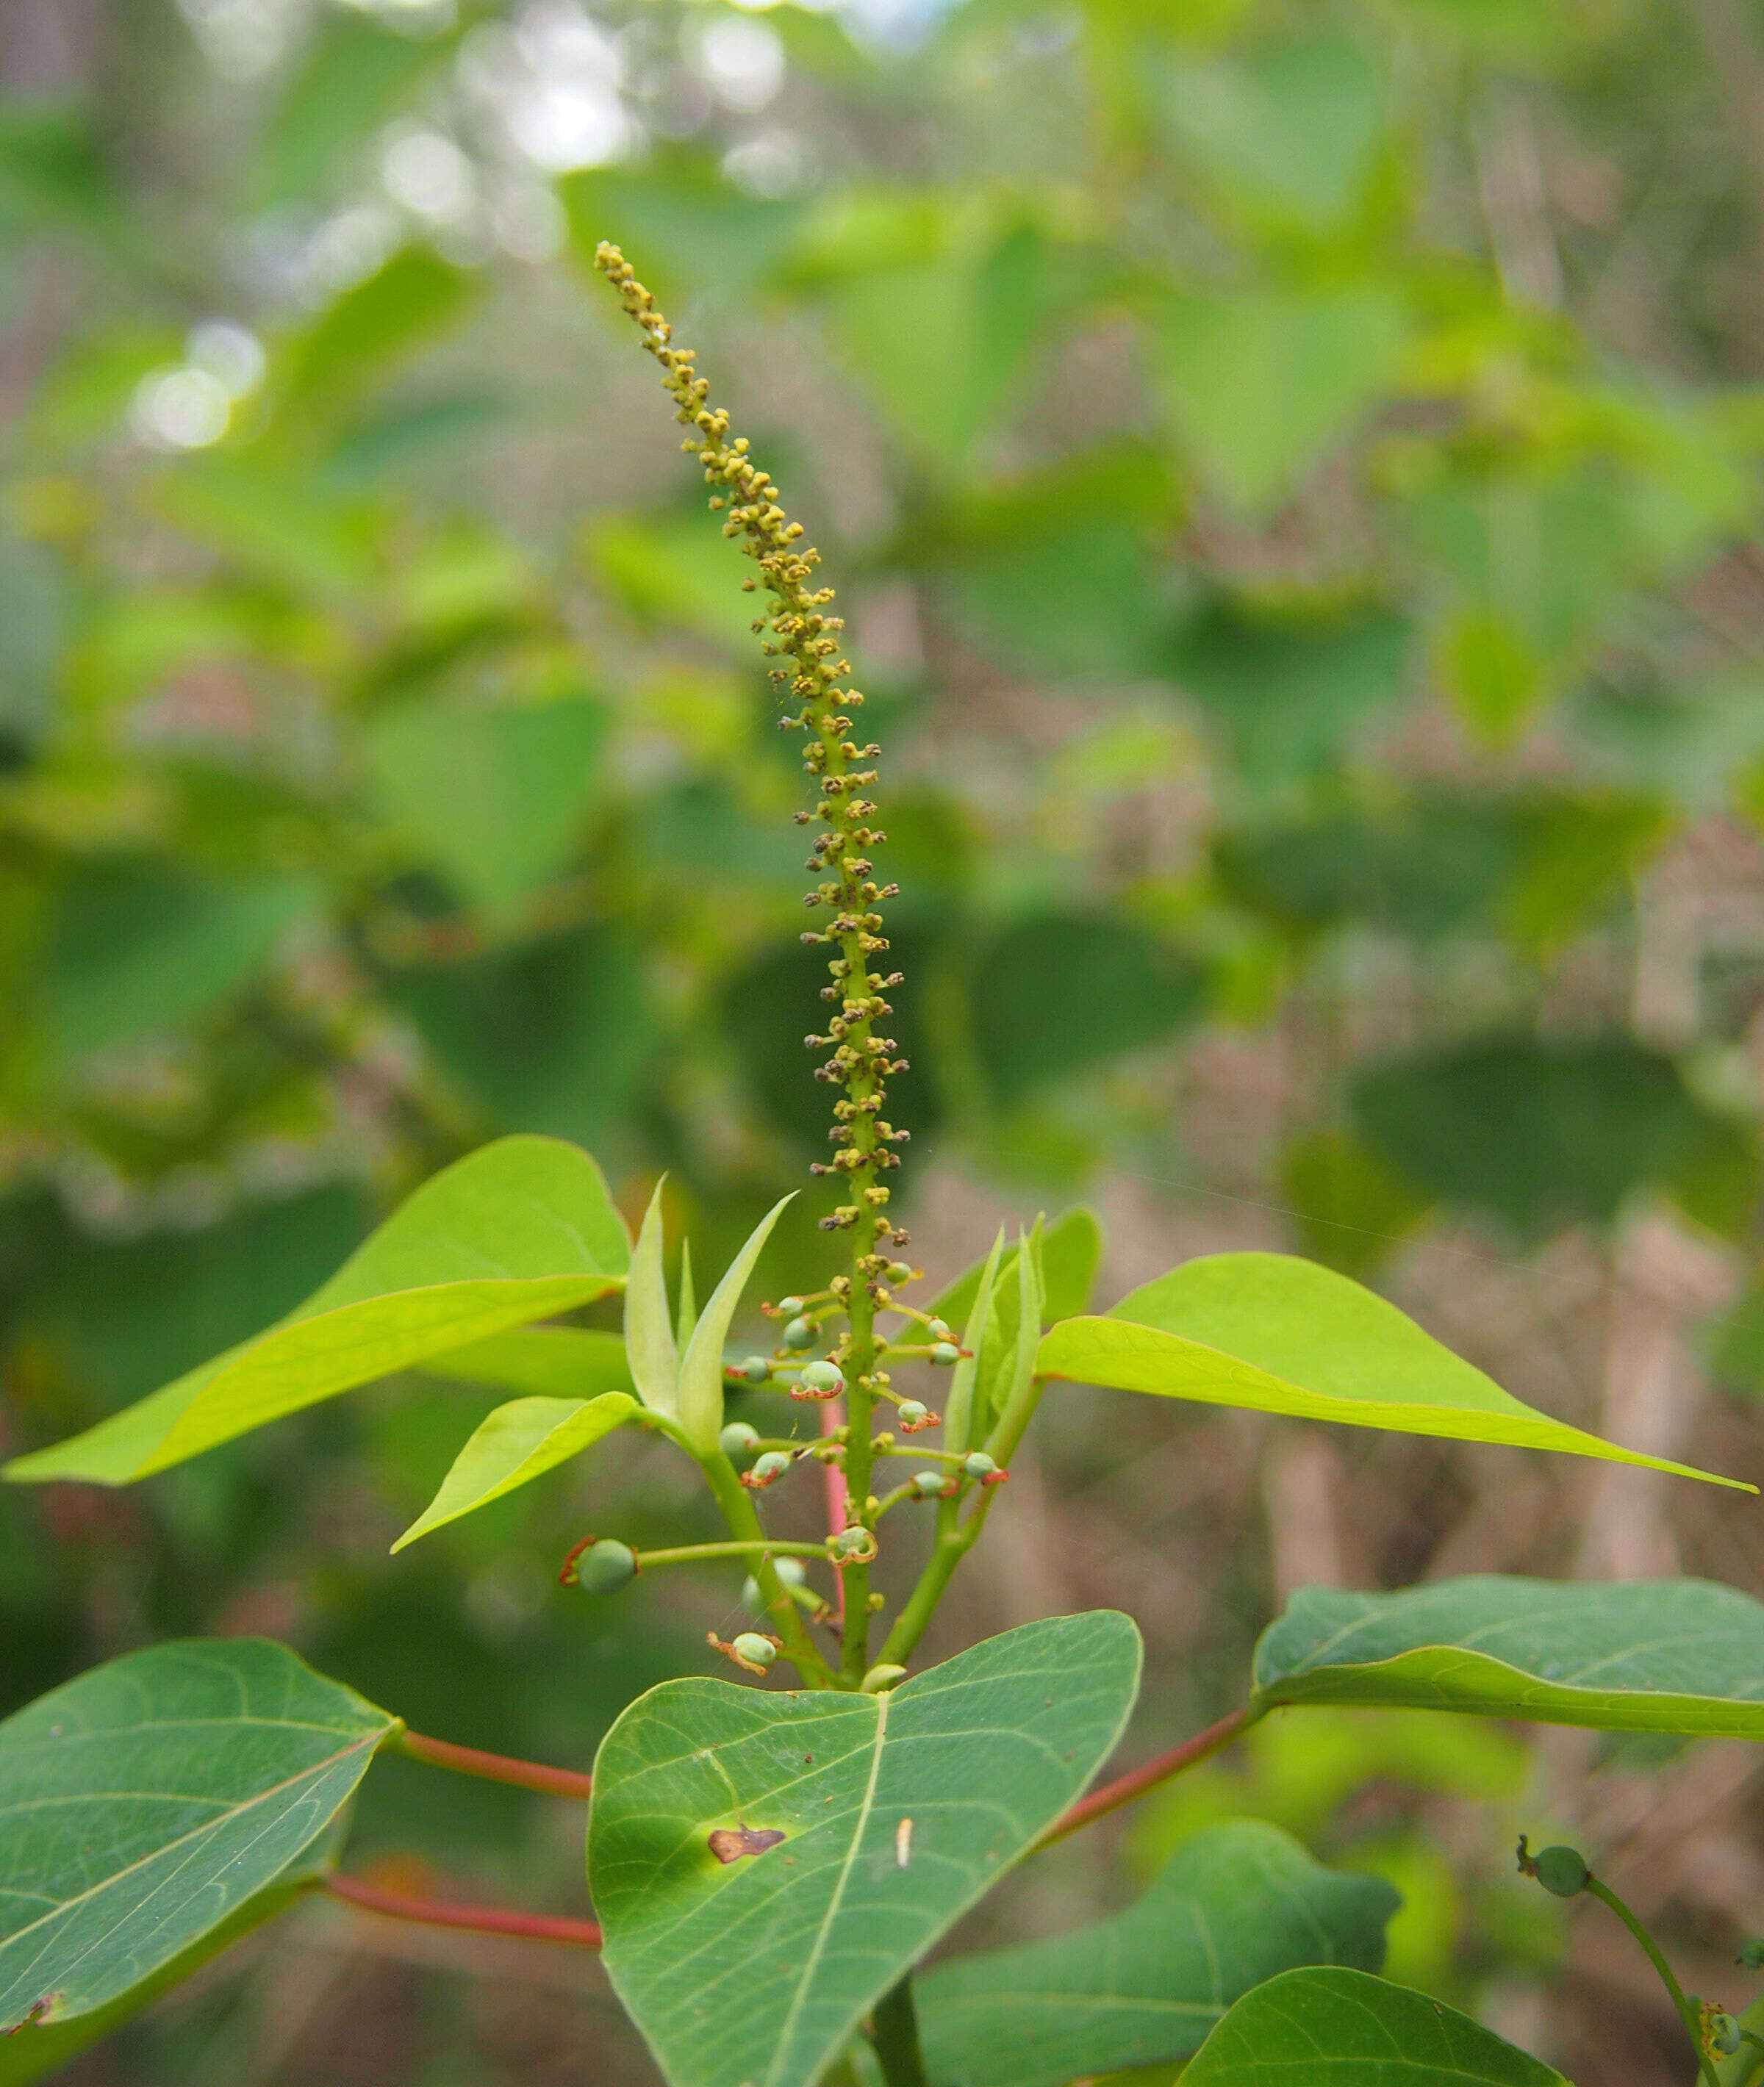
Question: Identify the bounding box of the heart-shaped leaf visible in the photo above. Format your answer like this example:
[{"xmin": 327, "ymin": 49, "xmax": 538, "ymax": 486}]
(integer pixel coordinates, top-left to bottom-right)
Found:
[
  {"xmin": 1254, "ymin": 1576, "xmax": 1764, "ymax": 1736},
  {"xmin": 5, "ymin": 1136, "xmax": 630, "ymax": 1485},
  {"xmin": 914, "ymin": 1819, "xmax": 1398, "ymax": 2087},
  {"xmin": 392, "ymin": 1390, "xmax": 637, "ymax": 1550},
  {"xmin": 590, "ymin": 1611, "xmax": 1142, "ymax": 2087},
  {"xmin": 1183, "ymin": 1966, "xmax": 1571, "ymax": 2085},
  {"xmin": 0, "ymin": 1639, "xmax": 395, "ymax": 2030},
  {"xmin": 1039, "ymin": 1252, "xmax": 1748, "ymax": 1488}
]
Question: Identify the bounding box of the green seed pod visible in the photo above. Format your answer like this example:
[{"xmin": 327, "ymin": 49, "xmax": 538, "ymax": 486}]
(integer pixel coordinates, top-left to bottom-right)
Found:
[
  {"xmin": 719, "ymin": 1421, "xmax": 761, "ymax": 1457},
  {"xmin": 927, "ymin": 1318, "xmax": 953, "ymax": 1343},
  {"xmin": 800, "ymin": 1359, "xmax": 845, "ymax": 1395},
  {"xmin": 831, "ymin": 1526, "xmax": 870, "ymax": 1559},
  {"xmin": 741, "ymin": 1558, "xmax": 807, "ymax": 1612},
  {"xmin": 897, "ymin": 1399, "xmax": 929, "ymax": 1426},
  {"xmin": 776, "ymin": 1296, "xmax": 806, "ymax": 1316},
  {"xmin": 739, "ymin": 1356, "xmax": 771, "ymax": 1385},
  {"xmin": 928, "ymin": 1340, "xmax": 959, "ymax": 1367},
  {"xmin": 885, "ymin": 1262, "xmax": 914, "ymax": 1285},
  {"xmin": 964, "ymin": 1451, "xmax": 997, "ymax": 1479},
  {"xmin": 575, "ymin": 1540, "xmax": 637, "ymax": 1595},
  {"xmin": 750, "ymin": 1450, "xmax": 793, "ymax": 1485},
  {"xmin": 914, "ymin": 1470, "xmax": 947, "ymax": 1498},
  {"xmin": 1532, "ymin": 1845, "xmax": 1589, "ymax": 1898},
  {"xmin": 781, "ymin": 1315, "xmax": 816, "ymax": 1351},
  {"xmin": 731, "ymin": 1631, "xmax": 778, "ymax": 1670}
]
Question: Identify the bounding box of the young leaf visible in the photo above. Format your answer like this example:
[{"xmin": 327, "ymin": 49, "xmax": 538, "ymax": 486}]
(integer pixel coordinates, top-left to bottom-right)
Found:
[
  {"xmin": 1038, "ymin": 1251, "xmax": 1749, "ymax": 1488},
  {"xmin": 0, "ymin": 1639, "xmax": 395, "ymax": 2031},
  {"xmin": 1253, "ymin": 1576, "xmax": 1764, "ymax": 1736},
  {"xmin": 675, "ymin": 1238, "xmax": 696, "ymax": 1352},
  {"xmin": 1182, "ymin": 1966, "xmax": 1571, "ymax": 2086},
  {"xmin": 981, "ymin": 1227, "xmax": 1044, "ymax": 1454},
  {"xmin": 418, "ymin": 1326, "xmax": 632, "ymax": 1398},
  {"xmin": 591, "ymin": 1611, "xmax": 1141, "ymax": 2087},
  {"xmin": 625, "ymin": 1179, "xmax": 680, "ymax": 1418},
  {"xmin": 675, "ymin": 1194, "xmax": 793, "ymax": 1455},
  {"xmin": 4, "ymin": 1137, "xmax": 630, "ymax": 1486},
  {"xmin": 931, "ymin": 1206, "xmax": 1101, "ymax": 1329},
  {"xmin": 391, "ymin": 1391, "xmax": 637, "ymax": 1551},
  {"xmin": 942, "ymin": 1229, "xmax": 1003, "ymax": 1455},
  {"xmin": 914, "ymin": 1818, "xmax": 1398, "ymax": 2087}
]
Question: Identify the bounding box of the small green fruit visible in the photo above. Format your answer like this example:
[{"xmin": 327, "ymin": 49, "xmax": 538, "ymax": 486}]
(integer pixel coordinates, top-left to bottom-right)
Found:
[
  {"xmin": 732, "ymin": 1632, "xmax": 778, "ymax": 1670},
  {"xmin": 739, "ymin": 1356, "xmax": 771, "ymax": 1384},
  {"xmin": 928, "ymin": 1340, "xmax": 959, "ymax": 1367},
  {"xmin": 926, "ymin": 1318, "xmax": 953, "ymax": 1343},
  {"xmin": 575, "ymin": 1540, "xmax": 637, "ymax": 1594},
  {"xmin": 914, "ymin": 1470, "xmax": 947, "ymax": 1498},
  {"xmin": 897, "ymin": 1399, "xmax": 929, "ymax": 1426},
  {"xmin": 750, "ymin": 1450, "xmax": 793, "ymax": 1485},
  {"xmin": 1532, "ymin": 1845, "xmax": 1589, "ymax": 1897},
  {"xmin": 831, "ymin": 1525, "xmax": 871, "ymax": 1559},
  {"xmin": 781, "ymin": 1315, "xmax": 816, "ymax": 1351},
  {"xmin": 719, "ymin": 1421, "xmax": 760, "ymax": 1456},
  {"xmin": 963, "ymin": 1451, "xmax": 997, "ymax": 1479},
  {"xmin": 800, "ymin": 1359, "xmax": 844, "ymax": 1395},
  {"xmin": 885, "ymin": 1262, "xmax": 914, "ymax": 1285},
  {"xmin": 776, "ymin": 1296, "xmax": 806, "ymax": 1315},
  {"xmin": 742, "ymin": 1558, "xmax": 806, "ymax": 1612}
]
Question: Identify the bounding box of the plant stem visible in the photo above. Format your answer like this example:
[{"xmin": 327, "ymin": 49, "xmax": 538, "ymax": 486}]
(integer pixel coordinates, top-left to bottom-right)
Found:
[
  {"xmin": 1584, "ymin": 1875, "xmax": 1724, "ymax": 2087},
  {"xmin": 875, "ymin": 1492, "xmax": 995, "ymax": 1670},
  {"xmin": 640, "ymin": 1540, "xmax": 831, "ymax": 1567},
  {"xmin": 700, "ymin": 1451, "xmax": 839, "ymax": 1687},
  {"xmin": 393, "ymin": 1729, "xmax": 595, "ymax": 1801},
  {"xmin": 1030, "ymin": 1706, "xmax": 1256, "ymax": 1851},
  {"xmin": 839, "ymin": 1282, "xmax": 876, "ymax": 1684},
  {"xmin": 869, "ymin": 1974, "xmax": 931, "ymax": 2087},
  {"xmin": 323, "ymin": 1874, "xmax": 602, "ymax": 1949}
]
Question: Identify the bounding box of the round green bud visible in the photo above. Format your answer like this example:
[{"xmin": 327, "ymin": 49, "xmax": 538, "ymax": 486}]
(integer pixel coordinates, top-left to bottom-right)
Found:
[
  {"xmin": 800, "ymin": 1359, "xmax": 844, "ymax": 1395},
  {"xmin": 927, "ymin": 1318, "xmax": 953, "ymax": 1343},
  {"xmin": 777, "ymin": 1296, "xmax": 806, "ymax": 1316},
  {"xmin": 751, "ymin": 1450, "xmax": 793, "ymax": 1484},
  {"xmin": 1710, "ymin": 2013, "xmax": 1744, "ymax": 2057},
  {"xmin": 719, "ymin": 1421, "xmax": 761, "ymax": 1457},
  {"xmin": 886, "ymin": 1262, "xmax": 914, "ymax": 1285},
  {"xmin": 781, "ymin": 1316, "xmax": 816, "ymax": 1351},
  {"xmin": 914, "ymin": 1470, "xmax": 947, "ymax": 1498},
  {"xmin": 964, "ymin": 1451, "xmax": 997, "ymax": 1479},
  {"xmin": 739, "ymin": 1356, "xmax": 771, "ymax": 1385},
  {"xmin": 831, "ymin": 1526, "xmax": 870, "ymax": 1558},
  {"xmin": 897, "ymin": 1399, "xmax": 929, "ymax": 1426},
  {"xmin": 732, "ymin": 1632, "xmax": 778, "ymax": 1670},
  {"xmin": 575, "ymin": 1540, "xmax": 637, "ymax": 1595},
  {"xmin": 928, "ymin": 1340, "xmax": 960, "ymax": 1367},
  {"xmin": 741, "ymin": 1558, "xmax": 807, "ymax": 1613},
  {"xmin": 1532, "ymin": 1845, "xmax": 1589, "ymax": 1898}
]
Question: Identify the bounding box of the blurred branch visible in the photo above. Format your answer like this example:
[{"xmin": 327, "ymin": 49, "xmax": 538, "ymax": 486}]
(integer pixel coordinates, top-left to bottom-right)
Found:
[
  {"xmin": 1031, "ymin": 1706, "xmax": 1255, "ymax": 1850},
  {"xmin": 323, "ymin": 1874, "xmax": 602, "ymax": 1949},
  {"xmin": 393, "ymin": 1727, "xmax": 595, "ymax": 1800}
]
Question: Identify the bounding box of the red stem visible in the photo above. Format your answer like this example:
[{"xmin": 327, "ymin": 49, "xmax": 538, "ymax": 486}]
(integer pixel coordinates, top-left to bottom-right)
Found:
[
  {"xmin": 395, "ymin": 1728, "xmax": 594, "ymax": 1800},
  {"xmin": 323, "ymin": 1874, "xmax": 602, "ymax": 1949},
  {"xmin": 1033, "ymin": 1706, "xmax": 1253, "ymax": 1850}
]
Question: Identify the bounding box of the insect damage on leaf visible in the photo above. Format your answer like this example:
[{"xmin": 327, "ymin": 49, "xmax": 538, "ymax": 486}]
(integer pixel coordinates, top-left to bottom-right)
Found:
[{"xmin": 708, "ymin": 1826, "xmax": 787, "ymax": 1864}]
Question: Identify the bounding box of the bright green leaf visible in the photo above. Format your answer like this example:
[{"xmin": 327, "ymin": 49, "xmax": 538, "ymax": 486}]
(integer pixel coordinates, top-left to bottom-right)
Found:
[
  {"xmin": 417, "ymin": 1326, "xmax": 633, "ymax": 1398},
  {"xmin": 1253, "ymin": 1576, "xmax": 1764, "ymax": 1735},
  {"xmin": 915, "ymin": 1819, "xmax": 1398, "ymax": 2087},
  {"xmin": 0, "ymin": 1639, "xmax": 395, "ymax": 2030},
  {"xmin": 392, "ymin": 1391, "xmax": 636, "ymax": 1551},
  {"xmin": 1037, "ymin": 1252, "xmax": 1748, "ymax": 1487},
  {"xmin": 592, "ymin": 1611, "xmax": 1142, "ymax": 2087},
  {"xmin": 4, "ymin": 1137, "xmax": 630, "ymax": 1486},
  {"xmin": 931, "ymin": 1207, "xmax": 1100, "ymax": 1330},
  {"xmin": 942, "ymin": 1229, "xmax": 1003, "ymax": 1456},
  {"xmin": 1183, "ymin": 1966, "xmax": 1570, "ymax": 2085},
  {"xmin": 675, "ymin": 1195, "xmax": 793, "ymax": 1455},
  {"xmin": 625, "ymin": 1179, "xmax": 680, "ymax": 1419}
]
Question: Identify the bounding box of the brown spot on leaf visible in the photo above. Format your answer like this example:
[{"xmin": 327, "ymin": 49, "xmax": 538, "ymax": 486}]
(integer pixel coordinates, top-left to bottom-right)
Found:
[{"xmin": 709, "ymin": 1825, "xmax": 786, "ymax": 1864}]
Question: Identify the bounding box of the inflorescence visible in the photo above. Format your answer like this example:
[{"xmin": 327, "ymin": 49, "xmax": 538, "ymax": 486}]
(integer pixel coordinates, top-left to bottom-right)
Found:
[{"xmin": 595, "ymin": 244, "xmax": 908, "ymax": 1279}]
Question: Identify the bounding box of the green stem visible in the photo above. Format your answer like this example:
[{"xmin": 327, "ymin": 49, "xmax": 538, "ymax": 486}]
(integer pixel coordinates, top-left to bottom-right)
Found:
[
  {"xmin": 639, "ymin": 1540, "xmax": 831, "ymax": 1567},
  {"xmin": 1585, "ymin": 1876, "xmax": 1723, "ymax": 2087},
  {"xmin": 869, "ymin": 1974, "xmax": 931, "ymax": 2087},
  {"xmin": 876, "ymin": 1487, "xmax": 998, "ymax": 1670},
  {"xmin": 839, "ymin": 1281, "xmax": 876, "ymax": 1685},
  {"xmin": 698, "ymin": 1454, "xmax": 838, "ymax": 1687}
]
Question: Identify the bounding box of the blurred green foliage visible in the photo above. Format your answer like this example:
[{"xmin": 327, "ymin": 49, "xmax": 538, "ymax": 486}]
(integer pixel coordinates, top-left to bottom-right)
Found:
[{"xmin": 5, "ymin": 0, "xmax": 1764, "ymax": 2073}]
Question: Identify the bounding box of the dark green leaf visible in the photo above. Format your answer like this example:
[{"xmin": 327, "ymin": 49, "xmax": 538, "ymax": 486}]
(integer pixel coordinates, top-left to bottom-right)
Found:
[
  {"xmin": 916, "ymin": 1819, "xmax": 1398, "ymax": 2087},
  {"xmin": 1253, "ymin": 1576, "xmax": 1764, "ymax": 1735},
  {"xmin": 592, "ymin": 1612, "xmax": 1142, "ymax": 2087},
  {"xmin": 1183, "ymin": 1967, "xmax": 1570, "ymax": 2084},
  {"xmin": 0, "ymin": 1639, "xmax": 394, "ymax": 2030}
]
